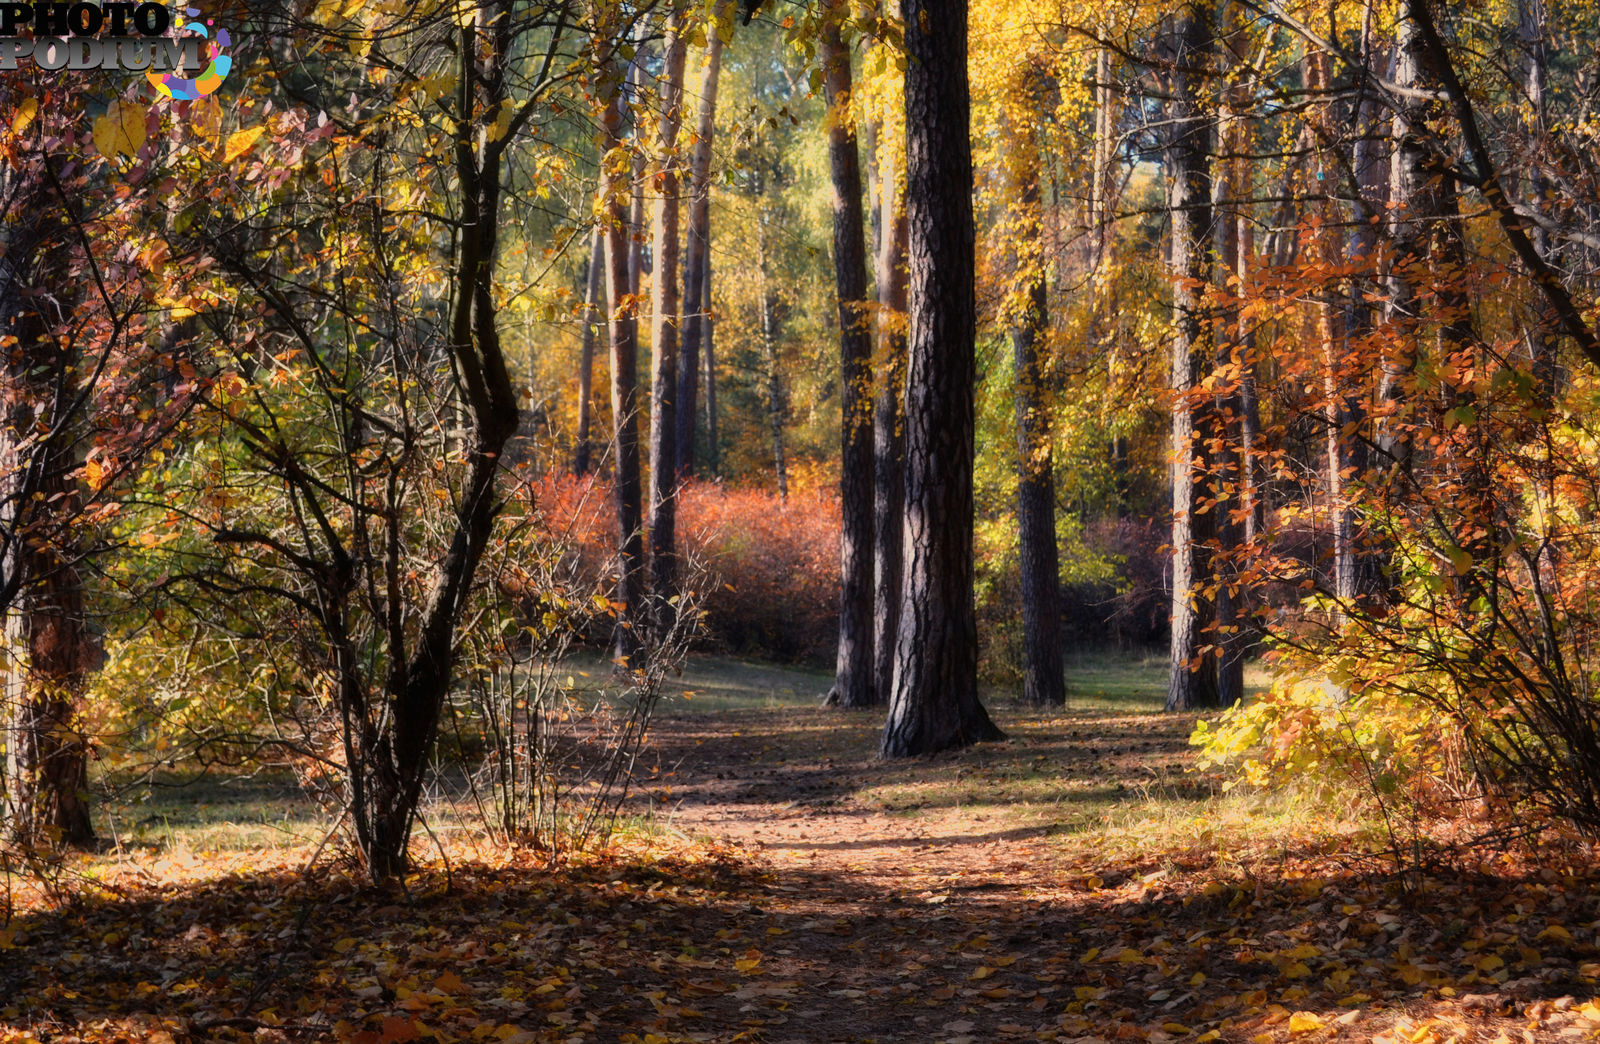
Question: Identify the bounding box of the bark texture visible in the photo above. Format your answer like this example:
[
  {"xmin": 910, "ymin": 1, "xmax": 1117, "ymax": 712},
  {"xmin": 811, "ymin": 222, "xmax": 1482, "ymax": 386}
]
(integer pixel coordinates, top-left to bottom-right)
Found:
[
  {"xmin": 880, "ymin": 0, "xmax": 1003, "ymax": 757},
  {"xmin": 1007, "ymin": 71, "xmax": 1064, "ymax": 708},
  {"xmin": 601, "ymin": 65, "xmax": 646, "ymax": 662},
  {"xmin": 820, "ymin": 6, "xmax": 877, "ymax": 710},
  {"xmin": 1164, "ymin": 2, "xmax": 1221, "ymax": 713},
  {"xmin": 574, "ymin": 228, "xmax": 604, "ymax": 476},
  {"xmin": 873, "ymin": 167, "xmax": 908, "ymax": 708},
  {"xmin": 647, "ymin": 9, "xmax": 689, "ymax": 626},
  {"xmin": 0, "ymin": 204, "xmax": 94, "ymax": 850},
  {"xmin": 675, "ymin": 4, "xmax": 729, "ymax": 479}
]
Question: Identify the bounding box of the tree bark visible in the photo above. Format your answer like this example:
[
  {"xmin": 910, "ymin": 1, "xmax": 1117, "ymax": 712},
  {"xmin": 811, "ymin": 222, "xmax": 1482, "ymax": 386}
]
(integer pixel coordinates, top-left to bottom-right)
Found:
[
  {"xmin": 873, "ymin": 161, "xmax": 908, "ymax": 710},
  {"xmin": 676, "ymin": 2, "xmax": 730, "ymax": 478},
  {"xmin": 1164, "ymin": 1, "xmax": 1222, "ymax": 713},
  {"xmin": 1007, "ymin": 69, "xmax": 1064, "ymax": 708},
  {"xmin": 820, "ymin": 4, "xmax": 877, "ymax": 710},
  {"xmin": 601, "ymin": 60, "xmax": 646, "ymax": 662},
  {"xmin": 702, "ymin": 244, "xmax": 720, "ymax": 475},
  {"xmin": 880, "ymin": 0, "xmax": 1003, "ymax": 756},
  {"xmin": 574, "ymin": 227, "xmax": 604, "ymax": 476},
  {"xmin": 1519, "ymin": 0, "xmax": 1555, "ymax": 399},
  {"xmin": 754, "ymin": 209, "xmax": 788, "ymax": 500},
  {"xmin": 0, "ymin": 208, "xmax": 94, "ymax": 850},
  {"xmin": 648, "ymin": 7, "xmax": 689, "ymax": 627}
]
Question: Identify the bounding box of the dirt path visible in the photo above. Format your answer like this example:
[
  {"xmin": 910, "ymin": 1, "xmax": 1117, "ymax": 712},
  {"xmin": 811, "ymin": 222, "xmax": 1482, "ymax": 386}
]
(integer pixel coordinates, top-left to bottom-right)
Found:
[{"xmin": 621, "ymin": 700, "xmax": 1600, "ymax": 1044}]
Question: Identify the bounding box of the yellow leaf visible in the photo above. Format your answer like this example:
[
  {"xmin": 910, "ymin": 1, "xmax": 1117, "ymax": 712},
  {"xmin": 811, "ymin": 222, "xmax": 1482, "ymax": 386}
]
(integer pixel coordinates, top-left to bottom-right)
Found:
[
  {"xmin": 734, "ymin": 956, "xmax": 761, "ymax": 974},
  {"xmin": 1197, "ymin": 1033, "xmax": 1221, "ymax": 1044},
  {"xmin": 1287, "ymin": 1011, "xmax": 1323, "ymax": 1033},
  {"xmin": 93, "ymin": 101, "xmax": 148, "ymax": 160},
  {"xmin": 1162, "ymin": 1024, "xmax": 1192, "ymax": 1035},
  {"xmin": 1537, "ymin": 924, "xmax": 1573, "ymax": 944},
  {"xmin": 12, "ymin": 96, "xmax": 37, "ymax": 135},
  {"xmin": 191, "ymin": 95, "xmax": 222, "ymax": 140},
  {"xmin": 223, "ymin": 125, "xmax": 265, "ymax": 164},
  {"xmin": 969, "ymin": 966, "xmax": 994, "ymax": 980}
]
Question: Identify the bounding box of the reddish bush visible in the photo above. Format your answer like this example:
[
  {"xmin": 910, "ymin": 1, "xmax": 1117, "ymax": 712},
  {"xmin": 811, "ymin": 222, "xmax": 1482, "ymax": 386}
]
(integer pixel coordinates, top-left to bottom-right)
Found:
[{"xmin": 519, "ymin": 471, "xmax": 840, "ymax": 664}]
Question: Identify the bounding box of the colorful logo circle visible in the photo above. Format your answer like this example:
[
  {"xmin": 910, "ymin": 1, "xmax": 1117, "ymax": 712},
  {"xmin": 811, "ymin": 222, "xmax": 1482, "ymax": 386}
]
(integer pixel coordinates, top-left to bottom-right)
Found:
[{"xmin": 147, "ymin": 9, "xmax": 230, "ymax": 99}]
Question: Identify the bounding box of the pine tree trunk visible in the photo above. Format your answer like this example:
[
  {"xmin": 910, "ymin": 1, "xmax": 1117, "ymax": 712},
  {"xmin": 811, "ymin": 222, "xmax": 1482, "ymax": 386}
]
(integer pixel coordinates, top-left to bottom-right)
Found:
[
  {"xmin": 880, "ymin": 0, "xmax": 1003, "ymax": 757},
  {"xmin": 1164, "ymin": 1, "xmax": 1221, "ymax": 713},
  {"xmin": 755, "ymin": 209, "xmax": 788, "ymax": 500},
  {"xmin": 702, "ymin": 243, "xmax": 720, "ymax": 476},
  {"xmin": 820, "ymin": 5, "xmax": 877, "ymax": 710},
  {"xmin": 648, "ymin": 9, "xmax": 689, "ymax": 627},
  {"xmin": 873, "ymin": 166, "xmax": 908, "ymax": 709},
  {"xmin": 627, "ymin": 24, "xmax": 652, "ymax": 304},
  {"xmin": 1008, "ymin": 69, "xmax": 1064, "ymax": 708},
  {"xmin": 676, "ymin": 3, "xmax": 729, "ymax": 479},
  {"xmin": 601, "ymin": 66, "xmax": 646, "ymax": 660},
  {"xmin": 574, "ymin": 228, "xmax": 603, "ymax": 476}
]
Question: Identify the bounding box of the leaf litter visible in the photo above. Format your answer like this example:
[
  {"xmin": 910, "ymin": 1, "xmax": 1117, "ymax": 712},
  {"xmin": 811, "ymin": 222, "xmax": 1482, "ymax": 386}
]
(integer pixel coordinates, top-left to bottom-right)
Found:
[{"xmin": 3, "ymin": 701, "xmax": 1600, "ymax": 1043}]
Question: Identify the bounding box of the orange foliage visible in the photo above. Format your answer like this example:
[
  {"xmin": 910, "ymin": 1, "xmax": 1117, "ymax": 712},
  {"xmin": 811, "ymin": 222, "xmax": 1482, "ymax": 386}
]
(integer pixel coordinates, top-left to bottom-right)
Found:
[{"xmin": 522, "ymin": 472, "xmax": 840, "ymax": 663}]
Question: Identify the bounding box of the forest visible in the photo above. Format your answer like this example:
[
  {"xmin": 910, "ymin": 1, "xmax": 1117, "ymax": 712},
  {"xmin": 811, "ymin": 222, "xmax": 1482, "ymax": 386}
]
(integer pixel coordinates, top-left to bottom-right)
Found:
[{"xmin": 6, "ymin": 0, "xmax": 1600, "ymax": 1041}]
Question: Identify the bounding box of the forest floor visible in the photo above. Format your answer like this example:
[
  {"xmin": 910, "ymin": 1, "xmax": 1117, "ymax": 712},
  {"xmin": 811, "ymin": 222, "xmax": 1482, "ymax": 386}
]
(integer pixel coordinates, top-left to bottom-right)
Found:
[{"xmin": 4, "ymin": 655, "xmax": 1600, "ymax": 1044}]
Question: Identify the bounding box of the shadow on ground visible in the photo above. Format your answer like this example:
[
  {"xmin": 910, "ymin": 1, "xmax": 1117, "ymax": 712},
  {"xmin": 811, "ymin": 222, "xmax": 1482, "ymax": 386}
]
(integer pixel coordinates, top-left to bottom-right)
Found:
[{"xmin": 4, "ymin": 840, "xmax": 1599, "ymax": 1043}]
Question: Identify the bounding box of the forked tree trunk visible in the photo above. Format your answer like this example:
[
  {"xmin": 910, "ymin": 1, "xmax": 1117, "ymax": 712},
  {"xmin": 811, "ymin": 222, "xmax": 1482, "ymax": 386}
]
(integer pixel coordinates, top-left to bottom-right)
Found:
[
  {"xmin": 360, "ymin": 4, "xmax": 522, "ymax": 878},
  {"xmin": 819, "ymin": 3, "xmax": 877, "ymax": 709},
  {"xmin": 1007, "ymin": 68, "xmax": 1064, "ymax": 708},
  {"xmin": 1164, "ymin": 1, "xmax": 1221, "ymax": 713},
  {"xmin": 880, "ymin": 0, "xmax": 1003, "ymax": 756},
  {"xmin": 676, "ymin": 1, "xmax": 730, "ymax": 478},
  {"xmin": 647, "ymin": 8, "xmax": 689, "ymax": 626}
]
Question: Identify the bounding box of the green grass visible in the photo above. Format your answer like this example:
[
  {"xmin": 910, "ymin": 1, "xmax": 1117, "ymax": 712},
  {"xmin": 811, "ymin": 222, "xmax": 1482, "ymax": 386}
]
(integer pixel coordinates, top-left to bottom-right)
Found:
[
  {"xmin": 96, "ymin": 771, "xmax": 329, "ymax": 854},
  {"xmin": 83, "ymin": 651, "xmax": 1311, "ymax": 867}
]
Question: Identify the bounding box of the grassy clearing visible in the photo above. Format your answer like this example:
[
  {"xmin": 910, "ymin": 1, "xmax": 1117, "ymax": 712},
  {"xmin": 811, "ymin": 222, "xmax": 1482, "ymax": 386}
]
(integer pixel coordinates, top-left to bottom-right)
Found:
[{"xmin": 79, "ymin": 651, "xmax": 1321, "ymax": 878}]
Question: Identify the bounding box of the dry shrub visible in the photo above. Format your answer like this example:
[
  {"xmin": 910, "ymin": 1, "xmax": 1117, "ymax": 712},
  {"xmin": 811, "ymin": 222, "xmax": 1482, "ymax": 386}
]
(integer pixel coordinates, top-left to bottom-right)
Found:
[
  {"xmin": 679, "ymin": 482, "xmax": 839, "ymax": 663},
  {"xmin": 525, "ymin": 471, "xmax": 840, "ymax": 664}
]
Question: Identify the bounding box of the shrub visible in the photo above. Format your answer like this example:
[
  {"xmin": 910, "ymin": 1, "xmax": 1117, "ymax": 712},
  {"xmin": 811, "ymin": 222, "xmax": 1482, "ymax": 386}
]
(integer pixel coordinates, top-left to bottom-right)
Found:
[{"xmin": 523, "ymin": 472, "xmax": 841, "ymax": 665}]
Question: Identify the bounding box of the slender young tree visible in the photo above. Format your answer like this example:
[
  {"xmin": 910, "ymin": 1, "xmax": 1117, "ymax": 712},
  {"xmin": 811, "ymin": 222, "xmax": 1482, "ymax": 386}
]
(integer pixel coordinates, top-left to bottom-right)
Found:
[
  {"xmin": 819, "ymin": 1, "xmax": 877, "ymax": 709},
  {"xmin": 647, "ymin": 6, "xmax": 690, "ymax": 624},
  {"xmin": 574, "ymin": 227, "xmax": 604, "ymax": 476},
  {"xmin": 872, "ymin": 156, "xmax": 908, "ymax": 708},
  {"xmin": 1006, "ymin": 67, "xmax": 1064, "ymax": 708},
  {"xmin": 676, "ymin": 0, "xmax": 731, "ymax": 478},
  {"xmin": 880, "ymin": 0, "xmax": 1003, "ymax": 756},
  {"xmin": 600, "ymin": 56, "xmax": 646, "ymax": 661}
]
